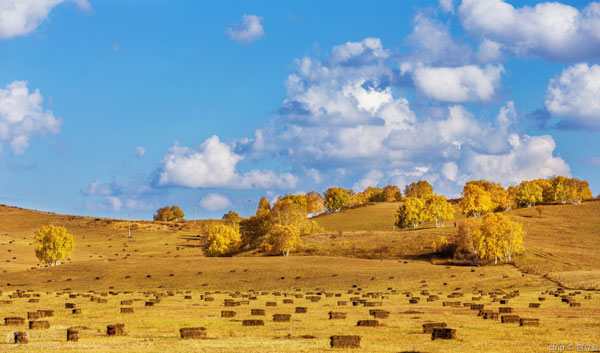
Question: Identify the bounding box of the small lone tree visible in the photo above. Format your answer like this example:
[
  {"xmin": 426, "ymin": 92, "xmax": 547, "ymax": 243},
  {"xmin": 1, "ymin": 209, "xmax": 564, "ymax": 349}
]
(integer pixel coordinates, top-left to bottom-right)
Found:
[
  {"xmin": 154, "ymin": 205, "xmax": 185, "ymax": 221},
  {"xmin": 536, "ymin": 205, "xmax": 543, "ymax": 218},
  {"xmin": 260, "ymin": 224, "xmax": 301, "ymax": 256},
  {"xmin": 34, "ymin": 225, "xmax": 74, "ymax": 266}
]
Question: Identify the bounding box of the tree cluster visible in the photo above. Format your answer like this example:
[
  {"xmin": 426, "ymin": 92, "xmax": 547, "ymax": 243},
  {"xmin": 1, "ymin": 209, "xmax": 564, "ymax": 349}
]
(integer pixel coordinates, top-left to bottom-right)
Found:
[
  {"xmin": 459, "ymin": 176, "xmax": 593, "ymax": 217},
  {"xmin": 207, "ymin": 192, "xmax": 325, "ymax": 257},
  {"xmin": 395, "ymin": 193, "xmax": 455, "ymax": 229}
]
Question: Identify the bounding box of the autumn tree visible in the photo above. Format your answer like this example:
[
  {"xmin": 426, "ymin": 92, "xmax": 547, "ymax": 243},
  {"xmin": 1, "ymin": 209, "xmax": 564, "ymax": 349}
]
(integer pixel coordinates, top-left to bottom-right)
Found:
[
  {"xmin": 549, "ymin": 176, "xmax": 593, "ymax": 204},
  {"xmin": 256, "ymin": 196, "xmax": 272, "ymax": 216},
  {"xmin": 467, "ymin": 180, "xmax": 511, "ymax": 211},
  {"xmin": 395, "ymin": 197, "xmax": 427, "ymax": 229},
  {"xmin": 34, "ymin": 225, "xmax": 74, "ymax": 266},
  {"xmin": 205, "ymin": 223, "xmax": 241, "ymax": 257},
  {"xmin": 260, "ymin": 224, "xmax": 301, "ymax": 256},
  {"xmin": 516, "ymin": 181, "xmax": 543, "ymax": 207},
  {"xmin": 459, "ymin": 183, "xmax": 493, "ymax": 217},
  {"xmin": 425, "ymin": 194, "xmax": 455, "ymax": 227},
  {"xmin": 305, "ymin": 191, "xmax": 325, "ymax": 214},
  {"xmin": 271, "ymin": 195, "xmax": 307, "ymax": 228},
  {"xmin": 404, "ymin": 180, "xmax": 434, "ymax": 199},
  {"xmin": 324, "ymin": 187, "xmax": 351, "ymax": 212},
  {"xmin": 239, "ymin": 213, "xmax": 272, "ymax": 249},
  {"xmin": 382, "ymin": 185, "xmax": 402, "ymax": 202},
  {"xmin": 456, "ymin": 213, "xmax": 525, "ymax": 264},
  {"xmin": 222, "ymin": 210, "xmax": 241, "ymax": 229},
  {"xmin": 154, "ymin": 205, "xmax": 185, "ymax": 221}
]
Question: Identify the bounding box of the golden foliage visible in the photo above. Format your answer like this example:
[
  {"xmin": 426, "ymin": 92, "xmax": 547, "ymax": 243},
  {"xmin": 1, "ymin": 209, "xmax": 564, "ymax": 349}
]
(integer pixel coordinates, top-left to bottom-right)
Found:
[
  {"xmin": 34, "ymin": 224, "xmax": 74, "ymax": 265},
  {"xmin": 395, "ymin": 197, "xmax": 427, "ymax": 229},
  {"xmin": 205, "ymin": 223, "xmax": 241, "ymax": 257},
  {"xmin": 260, "ymin": 224, "xmax": 301, "ymax": 256}
]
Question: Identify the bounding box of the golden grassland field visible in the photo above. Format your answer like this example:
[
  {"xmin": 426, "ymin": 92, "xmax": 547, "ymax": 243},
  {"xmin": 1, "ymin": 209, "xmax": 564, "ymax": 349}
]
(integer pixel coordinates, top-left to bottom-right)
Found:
[{"xmin": 0, "ymin": 202, "xmax": 599, "ymax": 352}]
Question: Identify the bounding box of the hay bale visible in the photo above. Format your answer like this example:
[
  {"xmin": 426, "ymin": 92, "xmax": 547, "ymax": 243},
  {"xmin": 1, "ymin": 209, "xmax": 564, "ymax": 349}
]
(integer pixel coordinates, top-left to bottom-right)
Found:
[
  {"xmin": 337, "ymin": 301, "xmax": 348, "ymax": 306},
  {"xmin": 470, "ymin": 304, "xmax": 484, "ymax": 311},
  {"xmin": 221, "ymin": 310, "xmax": 236, "ymax": 318},
  {"xmin": 180, "ymin": 327, "xmax": 206, "ymax": 339},
  {"xmin": 529, "ymin": 303, "xmax": 541, "ymax": 308},
  {"xmin": 29, "ymin": 320, "xmax": 50, "ymax": 329},
  {"xmin": 483, "ymin": 312, "xmax": 498, "ymax": 320},
  {"xmin": 67, "ymin": 328, "xmax": 79, "ymax": 342},
  {"xmin": 145, "ymin": 301, "xmax": 154, "ymax": 306},
  {"xmin": 4, "ymin": 317, "xmax": 25, "ymax": 325},
  {"xmin": 423, "ymin": 322, "xmax": 447, "ymax": 334},
  {"xmin": 120, "ymin": 307, "xmax": 134, "ymax": 314},
  {"xmin": 409, "ymin": 298, "xmax": 419, "ymax": 304},
  {"xmin": 330, "ymin": 335, "xmax": 360, "ymax": 348},
  {"xmin": 357, "ymin": 320, "xmax": 379, "ymax": 327},
  {"xmin": 251, "ymin": 309, "xmax": 265, "ymax": 316},
  {"xmin": 501, "ymin": 315, "xmax": 520, "ymax": 323},
  {"xmin": 364, "ymin": 301, "xmax": 383, "ymax": 307},
  {"xmin": 570, "ymin": 302, "xmax": 581, "ymax": 307},
  {"xmin": 65, "ymin": 303, "xmax": 76, "ymax": 309},
  {"xmin": 107, "ymin": 324, "xmax": 126, "ymax": 336},
  {"xmin": 242, "ymin": 319, "xmax": 264, "ymax": 326},
  {"xmin": 14, "ymin": 331, "xmax": 28, "ymax": 344},
  {"xmin": 499, "ymin": 307, "xmax": 513, "ymax": 313},
  {"xmin": 273, "ymin": 314, "xmax": 291, "ymax": 322},
  {"xmin": 27, "ymin": 312, "xmax": 41, "ymax": 320},
  {"xmin": 329, "ymin": 311, "xmax": 347, "ymax": 319},
  {"xmin": 520, "ymin": 318, "xmax": 540, "ymax": 326},
  {"xmin": 265, "ymin": 301, "xmax": 277, "ymax": 307},
  {"xmin": 224, "ymin": 301, "xmax": 240, "ymax": 307},
  {"xmin": 369, "ymin": 309, "xmax": 390, "ymax": 319},
  {"xmin": 283, "ymin": 299, "xmax": 294, "ymax": 304},
  {"xmin": 295, "ymin": 307, "xmax": 307, "ymax": 313},
  {"xmin": 120, "ymin": 300, "xmax": 133, "ymax": 305},
  {"xmin": 72, "ymin": 309, "xmax": 81, "ymax": 314},
  {"xmin": 432, "ymin": 328, "xmax": 456, "ymax": 340}
]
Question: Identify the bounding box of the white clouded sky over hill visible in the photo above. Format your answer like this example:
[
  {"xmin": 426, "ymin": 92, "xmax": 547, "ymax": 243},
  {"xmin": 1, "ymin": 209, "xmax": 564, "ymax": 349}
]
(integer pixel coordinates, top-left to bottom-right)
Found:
[{"xmin": 0, "ymin": 0, "xmax": 598, "ymax": 219}]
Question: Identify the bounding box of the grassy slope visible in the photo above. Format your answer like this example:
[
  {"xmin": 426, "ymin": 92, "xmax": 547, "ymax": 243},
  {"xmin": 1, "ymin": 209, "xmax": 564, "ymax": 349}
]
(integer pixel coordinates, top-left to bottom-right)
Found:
[
  {"xmin": 311, "ymin": 201, "xmax": 600, "ymax": 288},
  {"xmin": 0, "ymin": 205, "xmax": 599, "ymax": 352}
]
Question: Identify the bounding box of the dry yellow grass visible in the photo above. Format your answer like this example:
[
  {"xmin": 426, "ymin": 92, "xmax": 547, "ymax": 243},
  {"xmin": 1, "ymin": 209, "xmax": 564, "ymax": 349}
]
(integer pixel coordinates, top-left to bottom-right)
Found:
[{"xmin": 0, "ymin": 203, "xmax": 598, "ymax": 352}]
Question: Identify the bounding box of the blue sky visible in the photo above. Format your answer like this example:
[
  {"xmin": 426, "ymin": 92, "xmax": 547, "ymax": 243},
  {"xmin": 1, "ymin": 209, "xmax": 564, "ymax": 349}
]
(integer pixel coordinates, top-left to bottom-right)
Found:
[{"xmin": 0, "ymin": 0, "xmax": 599, "ymax": 220}]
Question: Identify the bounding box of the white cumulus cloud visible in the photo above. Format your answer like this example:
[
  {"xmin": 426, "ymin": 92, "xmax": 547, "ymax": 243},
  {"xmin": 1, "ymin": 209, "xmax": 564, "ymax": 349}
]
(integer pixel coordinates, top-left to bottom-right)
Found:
[
  {"xmin": 545, "ymin": 63, "xmax": 600, "ymax": 129},
  {"xmin": 199, "ymin": 193, "xmax": 232, "ymax": 212},
  {"xmin": 0, "ymin": 0, "xmax": 90, "ymax": 39},
  {"xmin": 412, "ymin": 64, "xmax": 504, "ymax": 102},
  {"xmin": 226, "ymin": 14, "xmax": 265, "ymax": 44},
  {"xmin": 157, "ymin": 135, "xmax": 296, "ymax": 190},
  {"xmin": 0, "ymin": 80, "xmax": 61, "ymax": 154},
  {"xmin": 458, "ymin": 0, "xmax": 600, "ymax": 62}
]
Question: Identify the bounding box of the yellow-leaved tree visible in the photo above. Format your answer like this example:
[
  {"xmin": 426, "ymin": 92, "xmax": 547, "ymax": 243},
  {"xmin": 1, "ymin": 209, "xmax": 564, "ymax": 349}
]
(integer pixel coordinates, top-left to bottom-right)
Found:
[
  {"xmin": 260, "ymin": 224, "xmax": 301, "ymax": 256},
  {"xmin": 404, "ymin": 180, "xmax": 433, "ymax": 199},
  {"xmin": 395, "ymin": 197, "xmax": 427, "ymax": 229},
  {"xmin": 458, "ymin": 183, "xmax": 493, "ymax": 217},
  {"xmin": 205, "ymin": 223, "xmax": 241, "ymax": 257},
  {"xmin": 516, "ymin": 181, "xmax": 543, "ymax": 207},
  {"xmin": 425, "ymin": 194, "xmax": 455, "ymax": 227},
  {"xmin": 459, "ymin": 213, "xmax": 525, "ymax": 264},
  {"xmin": 34, "ymin": 225, "xmax": 74, "ymax": 266}
]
